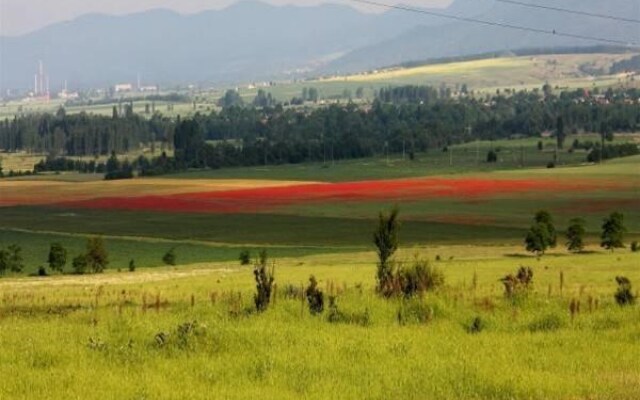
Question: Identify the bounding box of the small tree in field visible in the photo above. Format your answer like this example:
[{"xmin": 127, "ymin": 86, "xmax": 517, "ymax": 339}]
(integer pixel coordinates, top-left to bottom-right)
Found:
[
  {"xmin": 72, "ymin": 254, "xmax": 88, "ymax": 275},
  {"xmin": 565, "ymin": 218, "xmax": 586, "ymax": 253},
  {"xmin": 525, "ymin": 223, "xmax": 551, "ymax": 256},
  {"xmin": 48, "ymin": 243, "xmax": 68, "ymax": 273},
  {"xmin": 86, "ymin": 237, "xmax": 108, "ymax": 273},
  {"xmin": 253, "ymin": 250, "xmax": 274, "ymax": 312},
  {"xmin": 163, "ymin": 248, "xmax": 177, "ymax": 266},
  {"xmin": 239, "ymin": 250, "xmax": 251, "ymax": 265},
  {"xmin": 374, "ymin": 208, "xmax": 400, "ymax": 296},
  {"xmin": 534, "ymin": 210, "xmax": 557, "ymax": 248},
  {"xmin": 601, "ymin": 212, "xmax": 626, "ymax": 251}
]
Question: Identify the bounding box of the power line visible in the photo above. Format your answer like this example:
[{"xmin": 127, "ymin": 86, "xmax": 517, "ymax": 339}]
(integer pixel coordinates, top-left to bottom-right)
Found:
[
  {"xmin": 348, "ymin": 0, "xmax": 639, "ymax": 48},
  {"xmin": 495, "ymin": 0, "xmax": 640, "ymax": 24}
]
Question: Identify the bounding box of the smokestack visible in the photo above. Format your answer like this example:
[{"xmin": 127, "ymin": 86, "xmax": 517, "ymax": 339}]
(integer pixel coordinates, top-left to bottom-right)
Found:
[
  {"xmin": 34, "ymin": 74, "xmax": 39, "ymax": 95},
  {"xmin": 38, "ymin": 60, "xmax": 44, "ymax": 95}
]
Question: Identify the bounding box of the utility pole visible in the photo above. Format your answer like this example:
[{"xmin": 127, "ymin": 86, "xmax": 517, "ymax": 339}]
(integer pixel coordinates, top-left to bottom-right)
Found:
[{"xmin": 449, "ymin": 145, "xmax": 453, "ymax": 167}]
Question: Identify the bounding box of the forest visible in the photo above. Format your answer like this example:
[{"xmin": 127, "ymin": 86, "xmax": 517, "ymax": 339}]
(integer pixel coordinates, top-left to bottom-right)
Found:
[{"xmin": 1, "ymin": 86, "xmax": 639, "ymax": 174}]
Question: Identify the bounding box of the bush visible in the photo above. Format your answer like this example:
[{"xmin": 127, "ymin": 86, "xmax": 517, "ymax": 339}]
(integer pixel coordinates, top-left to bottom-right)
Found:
[
  {"xmin": 239, "ymin": 250, "xmax": 251, "ymax": 265},
  {"xmin": 614, "ymin": 276, "xmax": 636, "ymax": 306},
  {"xmin": 501, "ymin": 266, "xmax": 533, "ymax": 298},
  {"xmin": 467, "ymin": 316, "xmax": 485, "ymax": 334},
  {"xmin": 396, "ymin": 259, "xmax": 444, "ymax": 297},
  {"xmin": 630, "ymin": 241, "xmax": 639, "ymax": 253},
  {"xmin": 128, "ymin": 259, "xmax": 136, "ymax": 272},
  {"xmin": 305, "ymin": 275, "xmax": 324, "ymax": 315},
  {"xmin": 162, "ymin": 248, "xmax": 177, "ymax": 266}
]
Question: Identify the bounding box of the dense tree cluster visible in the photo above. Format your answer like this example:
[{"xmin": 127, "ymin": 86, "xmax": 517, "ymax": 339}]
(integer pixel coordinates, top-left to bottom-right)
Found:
[{"xmin": 1, "ymin": 86, "xmax": 639, "ymax": 175}]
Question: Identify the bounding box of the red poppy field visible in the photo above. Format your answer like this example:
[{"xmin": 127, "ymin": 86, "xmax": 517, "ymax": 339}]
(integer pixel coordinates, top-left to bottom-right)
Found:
[{"xmin": 58, "ymin": 176, "xmax": 625, "ymax": 214}]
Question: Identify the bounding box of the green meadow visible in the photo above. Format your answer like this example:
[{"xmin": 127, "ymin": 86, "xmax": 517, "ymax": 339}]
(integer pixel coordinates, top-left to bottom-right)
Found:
[{"xmin": 0, "ymin": 140, "xmax": 639, "ymax": 398}]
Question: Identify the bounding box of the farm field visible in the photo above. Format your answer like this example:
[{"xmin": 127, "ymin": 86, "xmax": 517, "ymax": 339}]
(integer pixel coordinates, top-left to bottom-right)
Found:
[
  {"xmin": 0, "ymin": 144, "xmax": 639, "ymax": 398},
  {"xmin": 2, "ymin": 52, "xmax": 638, "ymax": 122},
  {"xmin": 240, "ymin": 53, "xmax": 639, "ymax": 102}
]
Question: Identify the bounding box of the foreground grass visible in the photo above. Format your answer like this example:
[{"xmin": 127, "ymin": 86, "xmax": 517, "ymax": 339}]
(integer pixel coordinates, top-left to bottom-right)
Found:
[{"xmin": 0, "ymin": 247, "xmax": 638, "ymax": 399}]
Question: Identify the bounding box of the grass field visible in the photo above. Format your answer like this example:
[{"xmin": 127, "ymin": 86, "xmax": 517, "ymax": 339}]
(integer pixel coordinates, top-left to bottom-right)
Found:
[
  {"xmin": 1, "ymin": 137, "xmax": 639, "ymax": 398},
  {"xmin": 0, "ymin": 245, "xmax": 638, "ymax": 399}
]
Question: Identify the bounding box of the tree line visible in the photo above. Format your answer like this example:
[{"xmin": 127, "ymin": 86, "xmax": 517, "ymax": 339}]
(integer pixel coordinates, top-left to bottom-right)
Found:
[{"xmin": 1, "ymin": 86, "xmax": 639, "ymax": 175}]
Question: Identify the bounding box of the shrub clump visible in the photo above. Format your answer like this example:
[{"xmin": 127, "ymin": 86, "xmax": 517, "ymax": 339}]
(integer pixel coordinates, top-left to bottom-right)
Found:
[
  {"xmin": 239, "ymin": 250, "xmax": 251, "ymax": 265},
  {"xmin": 305, "ymin": 275, "xmax": 324, "ymax": 315},
  {"xmin": 614, "ymin": 276, "xmax": 636, "ymax": 306},
  {"xmin": 501, "ymin": 266, "xmax": 533, "ymax": 298},
  {"xmin": 467, "ymin": 316, "xmax": 485, "ymax": 334},
  {"xmin": 396, "ymin": 259, "xmax": 445, "ymax": 298}
]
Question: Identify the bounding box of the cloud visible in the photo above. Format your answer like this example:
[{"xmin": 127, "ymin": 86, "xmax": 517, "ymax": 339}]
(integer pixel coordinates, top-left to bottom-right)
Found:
[{"xmin": 0, "ymin": 0, "xmax": 451, "ymax": 36}]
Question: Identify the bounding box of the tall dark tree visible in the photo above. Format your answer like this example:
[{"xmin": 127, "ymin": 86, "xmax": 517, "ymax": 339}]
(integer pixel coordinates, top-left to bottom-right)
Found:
[
  {"xmin": 534, "ymin": 210, "xmax": 557, "ymax": 248},
  {"xmin": 48, "ymin": 243, "xmax": 68, "ymax": 273},
  {"xmin": 374, "ymin": 208, "xmax": 400, "ymax": 296},
  {"xmin": 565, "ymin": 218, "xmax": 586, "ymax": 253},
  {"xmin": 601, "ymin": 212, "xmax": 626, "ymax": 251},
  {"xmin": 86, "ymin": 237, "xmax": 108, "ymax": 273}
]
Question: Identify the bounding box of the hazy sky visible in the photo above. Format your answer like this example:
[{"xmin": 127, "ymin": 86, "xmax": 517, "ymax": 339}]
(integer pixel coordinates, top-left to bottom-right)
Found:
[{"xmin": 0, "ymin": 0, "xmax": 451, "ymax": 36}]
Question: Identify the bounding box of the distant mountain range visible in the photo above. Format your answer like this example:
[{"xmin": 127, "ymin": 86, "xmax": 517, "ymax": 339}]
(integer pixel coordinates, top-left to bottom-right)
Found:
[{"xmin": 1, "ymin": 0, "xmax": 637, "ymax": 91}]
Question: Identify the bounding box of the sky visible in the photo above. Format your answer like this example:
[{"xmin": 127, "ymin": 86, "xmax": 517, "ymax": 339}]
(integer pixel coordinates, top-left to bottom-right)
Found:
[{"xmin": 0, "ymin": 0, "xmax": 451, "ymax": 36}]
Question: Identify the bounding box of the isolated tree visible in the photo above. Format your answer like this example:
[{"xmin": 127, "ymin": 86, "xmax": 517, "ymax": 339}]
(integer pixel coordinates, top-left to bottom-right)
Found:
[
  {"xmin": 534, "ymin": 210, "xmax": 557, "ymax": 247},
  {"xmin": 374, "ymin": 208, "xmax": 400, "ymax": 296},
  {"xmin": 601, "ymin": 212, "xmax": 626, "ymax": 251},
  {"xmin": 486, "ymin": 150, "xmax": 498, "ymax": 163},
  {"xmin": 565, "ymin": 218, "xmax": 586, "ymax": 253},
  {"xmin": 163, "ymin": 248, "xmax": 177, "ymax": 266},
  {"xmin": 537, "ymin": 141, "xmax": 543, "ymax": 151},
  {"xmin": 525, "ymin": 223, "xmax": 552, "ymax": 256},
  {"xmin": 48, "ymin": 243, "xmax": 68, "ymax": 273},
  {"xmin": 86, "ymin": 237, "xmax": 108, "ymax": 273}
]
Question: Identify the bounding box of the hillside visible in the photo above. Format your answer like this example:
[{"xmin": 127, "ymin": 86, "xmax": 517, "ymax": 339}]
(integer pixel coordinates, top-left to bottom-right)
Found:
[{"xmin": 1, "ymin": 0, "xmax": 638, "ymax": 90}]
